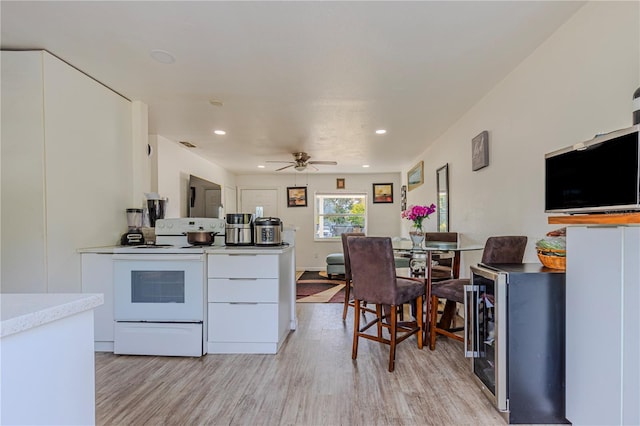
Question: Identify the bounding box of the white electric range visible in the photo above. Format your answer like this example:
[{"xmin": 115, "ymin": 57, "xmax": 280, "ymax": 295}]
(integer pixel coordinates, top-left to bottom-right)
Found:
[{"xmin": 112, "ymin": 218, "xmax": 225, "ymax": 357}]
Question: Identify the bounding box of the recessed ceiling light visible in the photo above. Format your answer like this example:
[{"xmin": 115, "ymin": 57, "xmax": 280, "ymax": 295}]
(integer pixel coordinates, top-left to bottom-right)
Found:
[
  {"xmin": 257, "ymin": 165, "xmax": 265, "ymax": 169},
  {"xmin": 150, "ymin": 49, "xmax": 176, "ymax": 64},
  {"xmin": 375, "ymin": 129, "xmax": 387, "ymax": 135},
  {"xmin": 213, "ymin": 130, "xmax": 226, "ymax": 135},
  {"xmin": 362, "ymin": 164, "xmax": 370, "ymax": 168}
]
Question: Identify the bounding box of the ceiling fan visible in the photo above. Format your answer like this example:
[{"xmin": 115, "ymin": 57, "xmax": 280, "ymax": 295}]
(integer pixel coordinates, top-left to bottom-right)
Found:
[{"xmin": 266, "ymin": 152, "xmax": 338, "ymax": 172}]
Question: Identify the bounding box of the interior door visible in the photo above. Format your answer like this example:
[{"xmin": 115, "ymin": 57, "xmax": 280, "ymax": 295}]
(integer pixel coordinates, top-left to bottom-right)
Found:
[{"xmin": 239, "ymin": 188, "xmax": 279, "ymax": 218}]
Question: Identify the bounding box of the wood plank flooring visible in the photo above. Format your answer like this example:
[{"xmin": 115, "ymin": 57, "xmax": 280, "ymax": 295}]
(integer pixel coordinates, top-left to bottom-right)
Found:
[{"xmin": 95, "ymin": 303, "xmax": 505, "ymax": 425}]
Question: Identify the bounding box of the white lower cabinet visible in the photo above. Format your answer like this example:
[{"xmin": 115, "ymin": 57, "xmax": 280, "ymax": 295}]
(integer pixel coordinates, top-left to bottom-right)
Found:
[
  {"xmin": 207, "ymin": 250, "xmax": 292, "ymax": 354},
  {"xmin": 80, "ymin": 252, "xmax": 114, "ymax": 352}
]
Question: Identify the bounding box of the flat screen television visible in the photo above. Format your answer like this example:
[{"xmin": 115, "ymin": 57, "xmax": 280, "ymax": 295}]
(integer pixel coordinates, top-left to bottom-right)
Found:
[
  {"xmin": 545, "ymin": 125, "xmax": 640, "ymax": 214},
  {"xmin": 188, "ymin": 175, "xmax": 222, "ymax": 218}
]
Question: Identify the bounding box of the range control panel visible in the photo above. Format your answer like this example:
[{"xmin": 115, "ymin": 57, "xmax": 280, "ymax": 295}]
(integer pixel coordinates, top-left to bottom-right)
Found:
[{"xmin": 155, "ymin": 218, "xmax": 226, "ymax": 235}]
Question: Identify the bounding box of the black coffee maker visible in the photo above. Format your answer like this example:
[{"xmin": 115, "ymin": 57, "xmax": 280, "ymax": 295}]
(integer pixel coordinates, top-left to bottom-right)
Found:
[{"xmin": 120, "ymin": 208, "xmax": 145, "ymax": 245}]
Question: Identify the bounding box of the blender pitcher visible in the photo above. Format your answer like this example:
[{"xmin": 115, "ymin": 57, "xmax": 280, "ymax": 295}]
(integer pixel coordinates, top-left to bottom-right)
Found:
[{"xmin": 121, "ymin": 208, "xmax": 145, "ymax": 245}]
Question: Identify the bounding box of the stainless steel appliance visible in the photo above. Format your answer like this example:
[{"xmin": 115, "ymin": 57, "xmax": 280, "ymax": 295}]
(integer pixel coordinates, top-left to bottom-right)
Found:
[
  {"xmin": 254, "ymin": 217, "xmax": 283, "ymax": 246},
  {"xmin": 120, "ymin": 208, "xmax": 145, "ymax": 246},
  {"xmin": 112, "ymin": 218, "xmax": 225, "ymax": 357},
  {"xmin": 225, "ymin": 213, "xmax": 254, "ymax": 245},
  {"xmin": 147, "ymin": 197, "xmax": 167, "ymax": 227},
  {"xmin": 465, "ymin": 263, "xmax": 566, "ymax": 424}
]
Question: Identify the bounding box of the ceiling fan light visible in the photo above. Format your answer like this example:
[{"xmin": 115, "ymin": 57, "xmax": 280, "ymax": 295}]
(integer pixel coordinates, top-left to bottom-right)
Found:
[{"xmin": 294, "ymin": 165, "xmax": 307, "ymax": 172}]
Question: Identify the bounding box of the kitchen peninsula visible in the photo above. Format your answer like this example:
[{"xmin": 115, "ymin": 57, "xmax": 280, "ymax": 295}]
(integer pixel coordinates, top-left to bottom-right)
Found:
[
  {"xmin": 80, "ymin": 243, "xmax": 296, "ymax": 356},
  {"xmin": 1, "ymin": 293, "xmax": 103, "ymax": 425}
]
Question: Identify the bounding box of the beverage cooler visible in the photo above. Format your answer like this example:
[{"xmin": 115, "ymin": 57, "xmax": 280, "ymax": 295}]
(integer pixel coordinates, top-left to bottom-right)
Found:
[{"xmin": 465, "ymin": 263, "xmax": 568, "ymax": 424}]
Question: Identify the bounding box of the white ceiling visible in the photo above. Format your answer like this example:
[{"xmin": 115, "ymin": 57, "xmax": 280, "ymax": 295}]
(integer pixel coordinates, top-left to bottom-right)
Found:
[{"xmin": 1, "ymin": 1, "xmax": 584, "ymax": 174}]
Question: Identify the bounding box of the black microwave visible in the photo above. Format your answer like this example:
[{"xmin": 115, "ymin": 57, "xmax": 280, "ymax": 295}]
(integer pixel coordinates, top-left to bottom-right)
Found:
[{"xmin": 545, "ymin": 125, "xmax": 640, "ymax": 214}]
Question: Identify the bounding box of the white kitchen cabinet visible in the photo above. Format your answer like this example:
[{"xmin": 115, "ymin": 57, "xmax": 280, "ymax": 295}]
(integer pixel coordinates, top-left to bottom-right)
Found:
[
  {"xmin": 207, "ymin": 248, "xmax": 294, "ymax": 354},
  {"xmin": 1, "ymin": 51, "xmax": 132, "ymax": 294},
  {"xmin": 81, "ymin": 252, "xmax": 115, "ymax": 351},
  {"xmin": 565, "ymin": 225, "xmax": 640, "ymax": 425}
]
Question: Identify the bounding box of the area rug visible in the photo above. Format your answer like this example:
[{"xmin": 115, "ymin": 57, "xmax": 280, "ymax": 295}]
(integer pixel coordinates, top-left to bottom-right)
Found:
[{"xmin": 296, "ymin": 271, "xmax": 346, "ymax": 303}]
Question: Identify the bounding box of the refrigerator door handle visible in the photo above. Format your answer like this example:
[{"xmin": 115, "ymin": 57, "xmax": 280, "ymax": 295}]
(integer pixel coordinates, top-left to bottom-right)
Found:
[{"xmin": 464, "ymin": 284, "xmax": 479, "ymax": 358}]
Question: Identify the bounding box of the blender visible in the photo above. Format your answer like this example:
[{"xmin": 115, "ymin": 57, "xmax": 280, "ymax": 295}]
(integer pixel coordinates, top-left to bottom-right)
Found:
[{"xmin": 120, "ymin": 208, "xmax": 145, "ymax": 245}]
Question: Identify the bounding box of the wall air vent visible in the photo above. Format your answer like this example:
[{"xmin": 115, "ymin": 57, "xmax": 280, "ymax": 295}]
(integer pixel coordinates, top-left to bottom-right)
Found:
[{"xmin": 179, "ymin": 141, "xmax": 197, "ymax": 148}]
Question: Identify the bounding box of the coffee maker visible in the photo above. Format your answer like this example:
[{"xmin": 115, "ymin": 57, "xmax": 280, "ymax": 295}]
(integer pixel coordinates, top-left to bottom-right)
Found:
[{"xmin": 120, "ymin": 208, "xmax": 145, "ymax": 245}]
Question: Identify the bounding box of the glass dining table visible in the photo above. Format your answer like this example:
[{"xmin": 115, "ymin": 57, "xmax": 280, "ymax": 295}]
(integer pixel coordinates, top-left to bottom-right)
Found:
[{"xmin": 392, "ymin": 238, "xmax": 484, "ymax": 341}]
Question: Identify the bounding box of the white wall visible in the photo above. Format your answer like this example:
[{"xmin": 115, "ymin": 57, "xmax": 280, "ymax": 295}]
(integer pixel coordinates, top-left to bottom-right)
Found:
[
  {"xmin": 235, "ymin": 173, "xmax": 402, "ymax": 270},
  {"xmin": 152, "ymin": 135, "xmax": 237, "ymax": 218},
  {"xmin": 403, "ymin": 1, "xmax": 640, "ymax": 275}
]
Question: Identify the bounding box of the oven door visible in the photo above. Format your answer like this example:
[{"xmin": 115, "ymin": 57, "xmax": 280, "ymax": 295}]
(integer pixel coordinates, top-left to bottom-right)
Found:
[
  {"xmin": 113, "ymin": 254, "xmax": 204, "ymax": 322},
  {"xmin": 466, "ymin": 264, "xmax": 508, "ymax": 413}
]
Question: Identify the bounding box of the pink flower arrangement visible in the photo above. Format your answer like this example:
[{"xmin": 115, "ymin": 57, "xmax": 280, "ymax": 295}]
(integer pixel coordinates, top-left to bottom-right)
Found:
[{"xmin": 401, "ymin": 204, "xmax": 436, "ymax": 231}]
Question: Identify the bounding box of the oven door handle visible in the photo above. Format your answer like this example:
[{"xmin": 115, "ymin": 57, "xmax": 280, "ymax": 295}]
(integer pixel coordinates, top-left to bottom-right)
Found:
[
  {"xmin": 113, "ymin": 254, "xmax": 204, "ymax": 261},
  {"xmin": 464, "ymin": 284, "xmax": 479, "ymax": 358}
]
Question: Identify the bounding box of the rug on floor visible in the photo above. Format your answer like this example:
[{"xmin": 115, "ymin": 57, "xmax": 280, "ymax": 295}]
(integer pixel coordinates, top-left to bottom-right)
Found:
[{"xmin": 296, "ymin": 271, "xmax": 346, "ymax": 303}]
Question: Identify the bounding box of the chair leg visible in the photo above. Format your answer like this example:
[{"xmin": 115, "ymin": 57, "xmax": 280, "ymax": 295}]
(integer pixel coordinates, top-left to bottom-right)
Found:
[
  {"xmin": 376, "ymin": 304, "xmax": 383, "ymax": 337},
  {"xmin": 342, "ymin": 279, "xmax": 351, "ymax": 321},
  {"xmin": 388, "ymin": 304, "xmax": 397, "ymax": 372},
  {"xmin": 416, "ymin": 295, "xmax": 423, "ymax": 349},
  {"xmin": 438, "ymin": 300, "xmax": 456, "ymax": 329},
  {"xmin": 430, "ymin": 295, "xmax": 439, "ymax": 350},
  {"xmin": 352, "ymin": 299, "xmax": 360, "ymax": 360}
]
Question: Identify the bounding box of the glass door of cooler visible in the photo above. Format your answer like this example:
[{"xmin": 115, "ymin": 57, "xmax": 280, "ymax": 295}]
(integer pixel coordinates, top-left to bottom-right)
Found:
[{"xmin": 466, "ymin": 265, "xmax": 508, "ymax": 411}]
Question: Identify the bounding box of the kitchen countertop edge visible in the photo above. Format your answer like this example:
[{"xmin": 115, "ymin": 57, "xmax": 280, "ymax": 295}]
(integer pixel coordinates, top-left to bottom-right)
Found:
[
  {"xmin": 205, "ymin": 245, "xmax": 293, "ymax": 254},
  {"xmin": 1, "ymin": 293, "xmax": 104, "ymax": 338}
]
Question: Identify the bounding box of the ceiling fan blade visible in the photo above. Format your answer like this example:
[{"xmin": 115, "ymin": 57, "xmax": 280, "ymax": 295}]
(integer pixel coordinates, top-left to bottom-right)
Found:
[
  {"xmin": 266, "ymin": 160, "xmax": 295, "ymax": 164},
  {"xmin": 275, "ymin": 164, "xmax": 295, "ymax": 171},
  {"xmin": 308, "ymin": 161, "xmax": 338, "ymax": 165}
]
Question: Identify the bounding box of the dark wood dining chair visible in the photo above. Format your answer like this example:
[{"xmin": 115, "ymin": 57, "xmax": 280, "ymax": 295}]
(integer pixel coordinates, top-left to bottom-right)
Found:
[
  {"xmin": 429, "ymin": 236, "xmax": 527, "ymax": 350},
  {"xmin": 347, "ymin": 236, "xmax": 425, "ymax": 372},
  {"xmin": 425, "ymin": 232, "xmax": 459, "ymax": 281},
  {"xmin": 341, "ymin": 232, "xmax": 366, "ymax": 320}
]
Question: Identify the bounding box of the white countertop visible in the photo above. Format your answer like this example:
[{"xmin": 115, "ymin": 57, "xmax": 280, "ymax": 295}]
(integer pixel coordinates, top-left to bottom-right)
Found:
[{"xmin": 1, "ymin": 293, "xmax": 104, "ymax": 338}]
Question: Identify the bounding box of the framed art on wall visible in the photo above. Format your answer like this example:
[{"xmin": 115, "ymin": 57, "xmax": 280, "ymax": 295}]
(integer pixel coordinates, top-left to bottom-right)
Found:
[
  {"xmin": 373, "ymin": 183, "xmax": 393, "ymax": 203},
  {"xmin": 408, "ymin": 161, "xmax": 424, "ymax": 191},
  {"xmin": 336, "ymin": 178, "xmax": 345, "ymax": 189},
  {"xmin": 287, "ymin": 186, "xmax": 307, "ymax": 207},
  {"xmin": 472, "ymin": 130, "xmax": 489, "ymax": 171}
]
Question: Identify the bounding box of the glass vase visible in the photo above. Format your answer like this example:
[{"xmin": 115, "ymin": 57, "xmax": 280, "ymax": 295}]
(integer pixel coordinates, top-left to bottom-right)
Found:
[{"xmin": 409, "ymin": 230, "xmax": 424, "ymax": 250}]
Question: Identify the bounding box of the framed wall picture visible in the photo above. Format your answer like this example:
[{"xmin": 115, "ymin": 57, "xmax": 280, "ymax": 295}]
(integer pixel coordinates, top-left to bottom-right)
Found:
[
  {"xmin": 401, "ymin": 185, "xmax": 407, "ymax": 211},
  {"xmin": 336, "ymin": 178, "xmax": 345, "ymax": 189},
  {"xmin": 373, "ymin": 183, "xmax": 393, "ymax": 203},
  {"xmin": 408, "ymin": 161, "xmax": 424, "ymax": 191},
  {"xmin": 287, "ymin": 186, "xmax": 307, "ymax": 207},
  {"xmin": 472, "ymin": 130, "xmax": 489, "ymax": 171}
]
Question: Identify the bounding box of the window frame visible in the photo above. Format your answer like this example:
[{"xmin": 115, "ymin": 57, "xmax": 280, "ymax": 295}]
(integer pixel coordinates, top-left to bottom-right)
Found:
[{"xmin": 314, "ymin": 192, "xmax": 368, "ymax": 241}]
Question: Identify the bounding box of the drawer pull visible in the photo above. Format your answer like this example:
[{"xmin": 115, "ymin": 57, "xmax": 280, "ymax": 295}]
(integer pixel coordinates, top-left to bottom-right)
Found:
[
  {"xmin": 228, "ymin": 278, "xmax": 258, "ymax": 280},
  {"xmin": 229, "ymin": 254, "xmax": 257, "ymax": 256},
  {"xmin": 229, "ymin": 302, "xmax": 259, "ymax": 305}
]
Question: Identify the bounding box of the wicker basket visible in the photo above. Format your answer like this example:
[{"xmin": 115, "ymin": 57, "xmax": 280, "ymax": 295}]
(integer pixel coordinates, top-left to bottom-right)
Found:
[{"xmin": 537, "ymin": 248, "xmax": 566, "ymax": 270}]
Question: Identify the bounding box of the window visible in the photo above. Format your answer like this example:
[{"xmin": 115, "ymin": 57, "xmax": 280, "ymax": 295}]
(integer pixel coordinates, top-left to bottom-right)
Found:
[{"xmin": 314, "ymin": 193, "xmax": 367, "ymax": 240}]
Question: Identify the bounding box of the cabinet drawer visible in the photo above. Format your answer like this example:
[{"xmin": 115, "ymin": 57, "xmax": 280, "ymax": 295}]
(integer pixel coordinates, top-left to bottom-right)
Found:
[
  {"xmin": 208, "ymin": 254, "xmax": 278, "ymax": 278},
  {"xmin": 208, "ymin": 278, "xmax": 278, "ymax": 303},
  {"xmin": 208, "ymin": 303, "xmax": 278, "ymax": 343}
]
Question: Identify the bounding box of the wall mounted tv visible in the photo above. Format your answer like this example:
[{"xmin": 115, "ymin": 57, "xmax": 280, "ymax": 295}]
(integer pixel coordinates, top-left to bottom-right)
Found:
[
  {"xmin": 545, "ymin": 125, "xmax": 640, "ymax": 214},
  {"xmin": 188, "ymin": 175, "xmax": 222, "ymax": 218}
]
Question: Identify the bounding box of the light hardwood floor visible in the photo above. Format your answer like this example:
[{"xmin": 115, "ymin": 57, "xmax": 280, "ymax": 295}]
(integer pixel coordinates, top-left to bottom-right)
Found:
[{"xmin": 95, "ymin": 303, "xmax": 505, "ymax": 425}]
